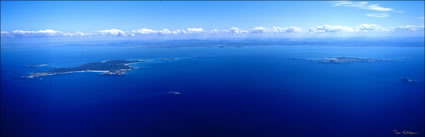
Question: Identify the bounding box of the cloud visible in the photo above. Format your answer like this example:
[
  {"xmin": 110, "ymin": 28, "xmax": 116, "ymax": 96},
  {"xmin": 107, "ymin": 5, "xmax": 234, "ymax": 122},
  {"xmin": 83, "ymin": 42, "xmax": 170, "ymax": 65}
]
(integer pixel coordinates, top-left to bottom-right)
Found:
[
  {"xmin": 271, "ymin": 26, "xmax": 304, "ymax": 33},
  {"xmin": 186, "ymin": 28, "xmax": 204, "ymax": 33},
  {"xmin": 249, "ymin": 26, "xmax": 304, "ymax": 33},
  {"xmin": 170, "ymin": 29, "xmax": 187, "ymax": 35},
  {"xmin": 227, "ymin": 27, "xmax": 249, "ymax": 34},
  {"xmin": 130, "ymin": 28, "xmax": 205, "ymax": 35},
  {"xmin": 2, "ymin": 25, "xmax": 423, "ymax": 40},
  {"xmin": 333, "ymin": 1, "xmax": 353, "ymax": 7},
  {"xmin": 1, "ymin": 31, "xmax": 9, "ymax": 35},
  {"xmin": 333, "ymin": 1, "xmax": 397, "ymax": 18},
  {"xmin": 62, "ymin": 31, "xmax": 87, "ymax": 36},
  {"xmin": 132, "ymin": 28, "xmax": 157, "ymax": 35},
  {"xmin": 366, "ymin": 13, "xmax": 389, "ymax": 18},
  {"xmin": 250, "ymin": 26, "xmax": 267, "ymax": 33},
  {"xmin": 208, "ymin": 27, "xmax": 249, "ymax": 34},
  {"xmin": 356, "ymin": 24, "xmax": 387, "ymax": 32},
  {"xmin": 418, "ymin": 16, "xmax": 424, "ymax": 20},
  {"xmin": 210, "ymin": 29, "xmax": 221, "ymax": 34},
  {"xmin": 98, "ymin": 29, "xmax": 126, "ymax": 36},
  {"xmin": 309, "ymin": 25, "xmax": 356, "ymax": 33},
  {"xmin": 0, "ymin": 29, "xmax": 91, "ymax": 38},
  {"xmin": 366, "ymin": 4, "xmax": 393, "ymax": 12},
  {"xmin": 333, "ymin": 1, "xmax": 393, "ymax": 12},
  {"xmin": 395, "ymin": 25, "xmax": 425, "ymax": 32},
  {"xmin": 12, "ymin": 29, "xmax": 61, "ymax": 36},
  {"xmin": 309, "ymin": 24, "xmax": 389, "ymax": 33},
  {"xmin": 169, "ymin": 28, "xmax": 204, "ymax": 35},
  {"xmin": 158, "ymin": 29, "xmax": 172, "ymax": 35},
  {"xmin": 207, "ymin": 26, "xmax": 304, "ymax": 35}
]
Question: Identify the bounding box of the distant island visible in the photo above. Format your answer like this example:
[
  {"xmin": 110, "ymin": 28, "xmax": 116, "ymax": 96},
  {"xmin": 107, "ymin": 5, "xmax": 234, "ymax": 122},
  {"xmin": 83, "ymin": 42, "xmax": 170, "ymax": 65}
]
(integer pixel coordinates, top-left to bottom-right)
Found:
[
  {"xmin": 401, "ymin": 77, "xmax": 416, "ymax": 83},
  {"xmin": 292, "ymin": 57, "xmax": 396, "ymax": 64},
  {"xmin": 168, "ymin": 91, "xmax": 181, "ymax": 95},
  {"xmin": 317, "ymin": 57, "xmax": 394, "ymax": 63},
  {"xmin": 26, "ymin": 64, "xmax": 47, "ymax": 68},
  {"xmin": 23, "ymin": 60, "xmax": 142, "ymax": 79}
]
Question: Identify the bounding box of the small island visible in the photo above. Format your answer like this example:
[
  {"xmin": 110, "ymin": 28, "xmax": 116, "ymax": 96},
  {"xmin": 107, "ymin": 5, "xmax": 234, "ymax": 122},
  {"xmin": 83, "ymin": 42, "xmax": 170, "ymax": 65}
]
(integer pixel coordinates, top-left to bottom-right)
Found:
[
  {"xmin": 304, "ymin": 57, "xmax": 394, "ymax": 64},
  {"xmin": 159, "ymin": 57, "xmax": 179, "ymax": 61},
  {"xmin": 401, "ymin": 77, "xmax": 416, "ymax": 83},
  {"xmin": 23, "ymin": 60, "xmax": 142, "ymax": 79},
  {"xmin": 26, "ymin": 64, "xmax": 47, "ymax": 68},
  {"xmin": 168, "ymin": 91, "xmax": 181, "ymax": 95},
  {"xmin": 319, "ymin": 57, "xmax": 392, "ymax": 63}
]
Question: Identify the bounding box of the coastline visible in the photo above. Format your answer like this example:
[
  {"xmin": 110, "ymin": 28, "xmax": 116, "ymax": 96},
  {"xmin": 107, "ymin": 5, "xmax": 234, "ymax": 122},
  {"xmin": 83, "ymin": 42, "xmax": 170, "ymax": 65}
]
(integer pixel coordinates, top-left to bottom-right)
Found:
[{"xmin": 23, "ymin": 60, "xmax": 142, "ymax": 79}]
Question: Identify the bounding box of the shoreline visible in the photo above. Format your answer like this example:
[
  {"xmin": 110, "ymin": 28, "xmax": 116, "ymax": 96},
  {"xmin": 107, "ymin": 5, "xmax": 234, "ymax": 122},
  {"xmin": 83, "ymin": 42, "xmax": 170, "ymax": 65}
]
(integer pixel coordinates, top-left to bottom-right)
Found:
[{"xmin": 23, "ymin": 60, "xmax": 142, "ymax": 79}]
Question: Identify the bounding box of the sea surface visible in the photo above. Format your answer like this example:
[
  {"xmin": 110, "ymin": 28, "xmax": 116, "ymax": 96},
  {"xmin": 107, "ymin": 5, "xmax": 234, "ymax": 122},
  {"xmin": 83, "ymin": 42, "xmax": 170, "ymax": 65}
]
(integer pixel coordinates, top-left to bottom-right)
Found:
[{"xmin": 1, "ymin": 41, "xmax": 424, "ymax": 137}]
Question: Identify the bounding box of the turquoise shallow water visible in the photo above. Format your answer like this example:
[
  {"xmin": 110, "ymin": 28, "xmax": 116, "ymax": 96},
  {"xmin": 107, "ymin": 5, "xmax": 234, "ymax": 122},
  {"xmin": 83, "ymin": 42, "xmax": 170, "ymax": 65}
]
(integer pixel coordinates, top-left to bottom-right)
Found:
[{"xmin": 1, "ymin": 43, "xmax": 424, "ymax": 137}]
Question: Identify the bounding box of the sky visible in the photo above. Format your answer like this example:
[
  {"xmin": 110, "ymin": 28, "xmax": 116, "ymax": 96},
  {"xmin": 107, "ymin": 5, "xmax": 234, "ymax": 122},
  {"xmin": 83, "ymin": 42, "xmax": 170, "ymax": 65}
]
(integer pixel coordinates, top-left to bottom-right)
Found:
[{"xmin": 1, "ymin": 1, "xmax": 424, "ymax": 41}]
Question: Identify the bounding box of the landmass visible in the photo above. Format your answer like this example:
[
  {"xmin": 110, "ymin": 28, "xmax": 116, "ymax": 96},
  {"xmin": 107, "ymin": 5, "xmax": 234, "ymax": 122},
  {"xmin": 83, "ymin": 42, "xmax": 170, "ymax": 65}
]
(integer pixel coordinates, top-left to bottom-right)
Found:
[
  {"xmin": 318, "ymin": 57, "xmax": 394, "ymax": 63},
  {"xmin": 168, "ymin": 91, "xmax": 181, "ymax": 95},
  {"xmin": 293, "ymin": 57, "xmax": 396, "ymax": 64},
  {"xmin": 159, "ymin": 57, "xmax": 179, "ymax": 61},
  {"xmin": 23, "ymin": 60, "xmax": 142, "ymax": 79},
  {"xmin": 26, "ymin": 64, "xmax": 47, "ymax": 68},
  {"xmin": 401, "ymin": 77, "xmax": 416, "ymax": 83}
]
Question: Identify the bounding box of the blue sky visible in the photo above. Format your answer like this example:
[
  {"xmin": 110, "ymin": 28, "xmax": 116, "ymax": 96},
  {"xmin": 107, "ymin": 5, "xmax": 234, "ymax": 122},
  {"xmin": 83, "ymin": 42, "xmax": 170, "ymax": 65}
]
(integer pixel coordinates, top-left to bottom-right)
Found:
[{"xmin": 1, "ymin": 1, "xmax": 424, "ymax": 40}]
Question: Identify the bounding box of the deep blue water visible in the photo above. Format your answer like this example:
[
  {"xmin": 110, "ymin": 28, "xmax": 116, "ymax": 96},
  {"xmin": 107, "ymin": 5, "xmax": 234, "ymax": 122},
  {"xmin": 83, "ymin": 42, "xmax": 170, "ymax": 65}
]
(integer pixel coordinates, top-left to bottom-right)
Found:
[{"xmin": 1, "ymin": 43, "xmax": 424, "ymax": 137}]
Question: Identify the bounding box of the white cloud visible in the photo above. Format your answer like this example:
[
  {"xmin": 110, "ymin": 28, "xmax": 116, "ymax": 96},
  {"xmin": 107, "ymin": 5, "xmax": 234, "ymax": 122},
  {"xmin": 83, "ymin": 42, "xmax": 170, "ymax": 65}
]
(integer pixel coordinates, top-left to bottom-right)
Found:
[
  {"xmin": 356, "ymin": 24, "xmax": 387, "ymax": 32},
  {"xmin": 132, "ymin": 28, "xmax": 157, "ymax": 35},
  {"xmin": 1, "ymin": 31, "xmax": 9, "ymax": 35},
  {"xmin": 98, "ymin": 29, "xmax": 126, "ymax": 36},
  {"xmin": 186, "ymin": 28, "xmax": 204, "ymax": 33},
  {"xmin": 228, "ymin": 27, "xmax": 248, "ymax": 34},
  {"xmin": 309, "ymin": 24, "xmax": 389, "ymax": 33},
  {"xmin": 63, "ymin": 31, "xmax": 87, "ymax": 36},
  {"xmin": 209, "ymin": 28, "xmax": 247, "ymax": 34},
  {"xmin": 2, "ymin": 25, "xmax": 423, "ymax": 39},
  {"xmin": 251, "ymin": 26, "xmax": 267, "ymax": 33},
  {"xmin": 130, "ymin": 28, "xmax": 177, "ymax": 35},
  {"xmin": 210, "ymin": 29, "xmax": 221, "ymax": 34},
  {"xmin": 158, "ymin": 29, "xmax": 172, "ymax": 35},
  {"xmin": 395, "ymin": 25, "xmax": 425, "ymax": 32},
  {"xmin": 170, "ymin": 29, "xmax": 187, "ymax": 35},
  {"xmin": 333, "ymin": 1, "xmax": 393, "ymax": 12},
  {"xmin": 12, "ymin": 29, "xmax": 61, "ymax": 36},
  {"xmin": 309, "ymin": 25, "xmax": 356, "ymax": 33},
  {"xmin": 128, "ymin": 28, "xmax": 206, "ymax": 35},
  {"xmin": 271, "ymin": 26, "xmax": 304, "ymax": 33},
  {"xmin": 249, "ymin": 26, "xmax": 304, "ymax": 33},
  {"xmin": 366, "ymin": 13, "xmax": 389, "ymax": 18},
  {"xmin": 333, "ymin": 1, "xmax": 396, "ymax": 18},
  {"xmin": 5, "ymin": 29, "xmax": 90, "ymax": 37},
  {"xmin": 333, "ymin": 1, "xmax": 353, "ymax": 7},
  {"xmin": 367, "ymin": 4, "xmax": 393, "ymax": 12},
  {"xmin": 418, "ymin": 16, "xmax": 424, "ymax": 20}
]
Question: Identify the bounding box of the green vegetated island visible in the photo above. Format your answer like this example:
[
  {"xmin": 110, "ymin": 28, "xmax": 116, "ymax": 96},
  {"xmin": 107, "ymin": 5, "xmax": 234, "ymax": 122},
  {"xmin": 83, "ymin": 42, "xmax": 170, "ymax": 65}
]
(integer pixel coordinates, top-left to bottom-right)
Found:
[{"xmin": 23, "ymin": 60, "xmax": 143, "ymax": 79}]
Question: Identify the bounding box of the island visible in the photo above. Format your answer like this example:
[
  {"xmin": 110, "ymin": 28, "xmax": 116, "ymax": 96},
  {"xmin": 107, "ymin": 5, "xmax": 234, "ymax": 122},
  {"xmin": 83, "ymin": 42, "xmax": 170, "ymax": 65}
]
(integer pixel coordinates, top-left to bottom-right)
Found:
[
  {"xmin": 23, "ymin": 60, "xmax": 143, "ymax": 79},
  {"xmin": 168, "ymin": 91, "xmax": 181, "ymax": 95},
  {"xmin": 401, "ymin": 77, "xmax": 416, "ymax": 83},
  {"xmin": 26, "ymin": 64, "xmax": 47, "ymax": 68},
  {"xmin": 320, "ymin": 57, "xmax": 393, "ymax": 63},
  {"xmin": 299, "ymin": 57, "xmax": 395, "ymax": 64},
  {"xmin": 159, "ymin": 57, "xmax": 179, "ymax": 61}
]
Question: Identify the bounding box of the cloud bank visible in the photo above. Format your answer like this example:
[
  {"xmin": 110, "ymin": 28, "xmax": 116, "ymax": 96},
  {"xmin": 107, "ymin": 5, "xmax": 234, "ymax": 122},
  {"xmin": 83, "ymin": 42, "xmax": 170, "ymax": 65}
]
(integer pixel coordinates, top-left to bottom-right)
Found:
[{"xmin": 1, "ymin": 25, "xmax": 424, "ymax": 40}]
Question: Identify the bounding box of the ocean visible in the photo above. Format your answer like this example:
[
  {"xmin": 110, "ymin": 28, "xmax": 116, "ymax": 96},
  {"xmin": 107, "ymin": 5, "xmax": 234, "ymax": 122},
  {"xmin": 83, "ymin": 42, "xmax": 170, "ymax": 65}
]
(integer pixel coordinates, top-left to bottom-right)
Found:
[{"xmin": 1, "ymin": 41, "xmax": 424, "ymax": 137}]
